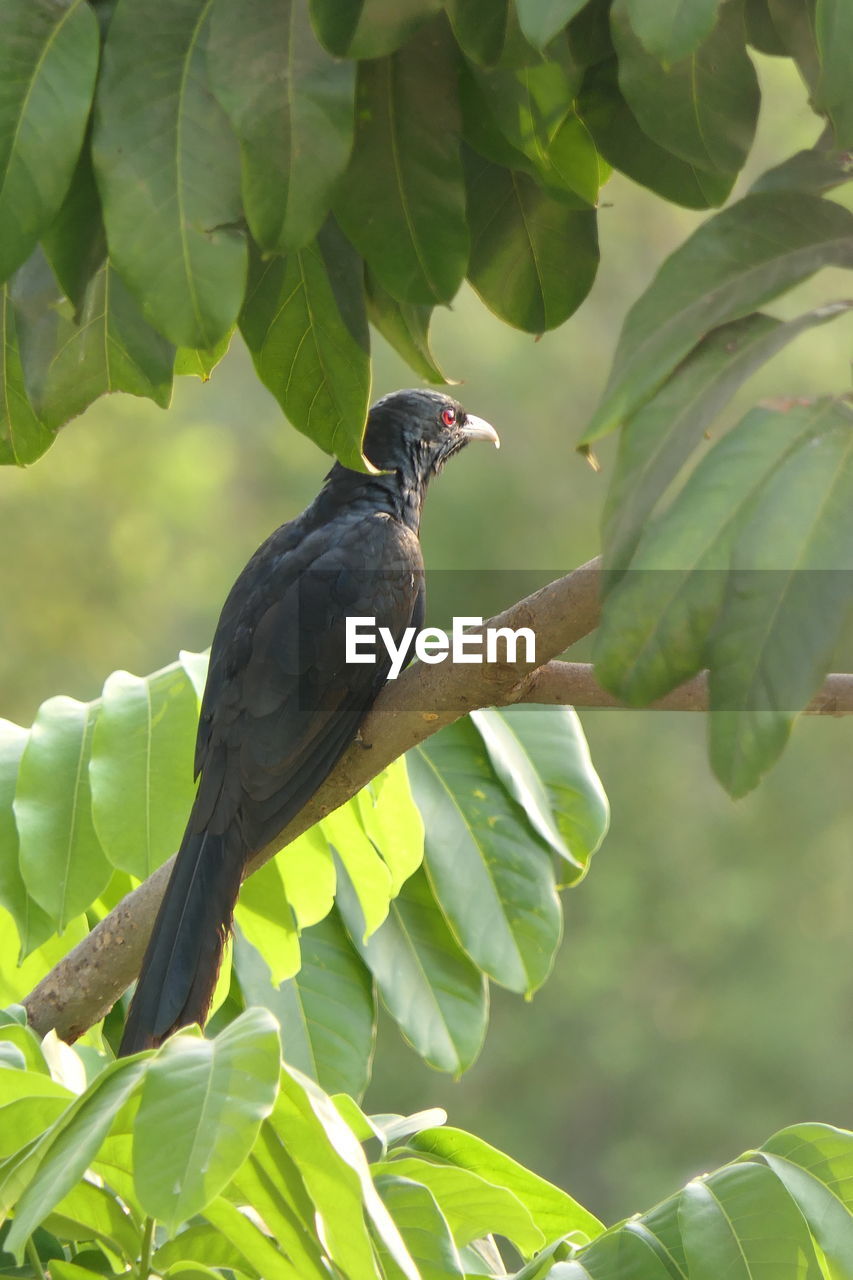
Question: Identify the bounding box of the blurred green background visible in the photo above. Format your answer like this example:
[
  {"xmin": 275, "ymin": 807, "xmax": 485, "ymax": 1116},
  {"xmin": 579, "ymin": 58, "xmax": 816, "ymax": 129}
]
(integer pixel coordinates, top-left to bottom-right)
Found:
[{"xmin": 2, "ymin": 58, "xmax": 852, "ymax": 1223}]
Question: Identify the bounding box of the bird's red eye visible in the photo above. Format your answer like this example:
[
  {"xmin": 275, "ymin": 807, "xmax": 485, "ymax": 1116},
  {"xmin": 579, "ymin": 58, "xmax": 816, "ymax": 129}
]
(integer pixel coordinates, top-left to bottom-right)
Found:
[{"xmin": 441, "ymin": 406, "xmax": 457, "ymax": 427}]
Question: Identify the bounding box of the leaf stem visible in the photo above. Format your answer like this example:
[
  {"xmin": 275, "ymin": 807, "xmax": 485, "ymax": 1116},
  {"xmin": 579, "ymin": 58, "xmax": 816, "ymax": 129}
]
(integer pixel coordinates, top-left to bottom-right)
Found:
[
  {"xmin": 138, "ymin": 1216, "xmax": 156, "ymax": 1279},
  {"xmin": 25, "ymin": 1237, "xmax": 47, "ymax": 1280}
]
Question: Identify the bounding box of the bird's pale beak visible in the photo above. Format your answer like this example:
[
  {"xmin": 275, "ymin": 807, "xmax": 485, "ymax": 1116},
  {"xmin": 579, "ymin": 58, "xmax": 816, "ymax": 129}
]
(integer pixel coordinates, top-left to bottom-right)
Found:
[{"xmin": 462, "ymin": 415, "xmax": 500, "ymax": 449}]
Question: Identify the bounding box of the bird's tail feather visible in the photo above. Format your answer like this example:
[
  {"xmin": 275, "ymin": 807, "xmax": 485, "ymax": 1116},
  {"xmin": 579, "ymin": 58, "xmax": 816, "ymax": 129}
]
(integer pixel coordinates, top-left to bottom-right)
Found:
[{"xmin": 118, "ymin": 824, "xmax": 244, "ymax": 1055}]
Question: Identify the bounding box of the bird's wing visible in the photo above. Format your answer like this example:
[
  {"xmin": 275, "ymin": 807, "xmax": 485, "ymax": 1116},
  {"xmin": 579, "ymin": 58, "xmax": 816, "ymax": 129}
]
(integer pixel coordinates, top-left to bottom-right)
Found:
[{"xmin": 190, "ymin": 510, "xmax": 423, "ymax": 853}]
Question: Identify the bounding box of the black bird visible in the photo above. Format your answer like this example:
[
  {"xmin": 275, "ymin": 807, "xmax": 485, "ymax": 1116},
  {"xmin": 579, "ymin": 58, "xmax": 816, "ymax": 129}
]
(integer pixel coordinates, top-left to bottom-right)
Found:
[{"xmin": 119, "ymin": 389, "xmax": 499, "ymax": 1054}]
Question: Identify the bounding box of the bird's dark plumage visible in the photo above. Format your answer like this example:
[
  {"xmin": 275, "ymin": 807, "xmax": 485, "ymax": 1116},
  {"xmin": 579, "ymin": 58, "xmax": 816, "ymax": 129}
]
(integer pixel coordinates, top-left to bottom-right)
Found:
[{"xmin": 119, "ymin": 389, "xmax": 498, "ymax": 1055}]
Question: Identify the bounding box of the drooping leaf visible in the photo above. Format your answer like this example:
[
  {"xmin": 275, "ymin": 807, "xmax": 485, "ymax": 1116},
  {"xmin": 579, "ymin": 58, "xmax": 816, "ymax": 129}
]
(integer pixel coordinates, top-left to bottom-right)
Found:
[
  {"xmin": 133, "ymin": 1009, "xmax": 281, "ymax": 1233},
  {"xmin": 234, "ymin": 859, "xmax": 302, "ymax": 985},
  {"xmin": 234, "ymin": 911, "xmax": 376, "ymax": 1099},
  {"xmin": 707, "ymin": 398, "xmax": 853, "ymax": 796},
  {"xmin": 756, "ymin": 1123, "xmax": 853, "ymax": 1278},
  {"xmin": 14, "ymin": 697, "xmax": 111, "ymax": 932},
  {"xmin": 40, "ymin": 147, "xmax": 106, "ymax": 310},
  {"xmin": 0, "ymin": 282, "xmax": 53, "ymax": 466},
  {"xmin": 202, "ymin": 1194, "xmax": 303, "ymax": 1279},
  {"xmin": 602, "ymin": 303, "xmax": 853, "ymax": 579},
  {"xmin": 0, "ymin": 722, "xmax": 54, "ymax": 957},
  {"xmin": 464, "ymin": 150, "xmax": 598, "ymax": 332},
  {"xmin": 446, "ymin": 0, "xmax": 511, "ymax": 65},
  {"xmin": 276, "ymin": 824, "xmax": 337, "ymax": 930},
  {"xmin": 321, "ymin": 804, "xmax": 393, "ymax": 939},
  {"xmin": 595, "ymin": 400, "xmax": 846, "ymax": 708},
  {"xmin": 373, "ymin": 1176, "xmax": 464, "ymax": 1279},
  {"xmin": 334, "ymin": 25, "xmax": 469, "ymax": 306},
  {"xmin": 583, "ymin": 191, "xmax": 853, "ymax": 442},
  {"xmin": 577, "ymin": 58, "xmax": 732, "ymax": 209},
  {"xmin": 208, "ymin": 0, "xmax": 356, "ymax": 254},
  {"xmin": 174, "ymin": 330, "xmax": 233, "ymax": 380},
  {"xmin": 337, "ymin": 865, "xmax": 488, "ymax": 1075},
  {"xmin": 365, "ymin": 272, "xmax": 454, "ymax": 385},
  {"xmin": 679, "ymin": 1162, "xmax": 823, "ymax": 1280},
  {"xmin": 408, "ymin": 717, "xmax": 562, "ymax": 995},
  {"xmin": 516, "ymin": 0, "xmax": 593, "ymax": 49},
  {"xmin": 814, "ymin": 0, "xmax": 853, "ymax": 147},
  {"xmin": 226, "ymin": 1133, "xmax": 330, "ymax": 1277},
  {"xmin": 0, "ymin": 0, "xmax": 99, "ymax": 286},
  {"xmin": 621, "ymin": 0, "xmax": 724, "ymax": 63},
  {"xmin": 766, "ymin": 0, "xmax": 820, "ymax": 88},
  {"xmin": 152, "ymin": 1223, "xmax": 251, "ymax": 1277},
  {"xmin": 356, "ymin": 757, "xmax": 424, "ymax": 896},
  {"xmin": 44, "ymin": 1179, "xmax": 140, "ymax": 1262},
  {"xmin": 309, "ymin": 0, "xmax": 442, "ymax": 58},
  {"xmin": 611, "ymin": 0, "xmax": 759, "ymax": 176},
  {"xmin": 240, "ymin": 221, "xmax": 371, "ymax": 470},
  {"xmin": 92, "ymin": 0, "xmax": 248, "ymax": 349}
]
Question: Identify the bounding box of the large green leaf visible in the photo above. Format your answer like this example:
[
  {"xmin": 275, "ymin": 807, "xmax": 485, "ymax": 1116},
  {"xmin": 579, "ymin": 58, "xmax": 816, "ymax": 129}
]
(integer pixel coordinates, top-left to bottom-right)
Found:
[
  {"xmin": 225, "ymin": 1137, "xmax": 329, "ymax": 1277},
  {"xmin": 234, "ymin": 857, "xmax": 301, "ymax": 985},
  {"xmin": 14, "ymin": 696, "xmax": 111, "ymax": 932},
  {"xmin": 44, "ymin": 1179, "xmax": 140, "ymax": 1263},
  {"xmin": 814, "ymin": 0, "xmax": 853, "ymax": 146},
  {"xmin": 40, "ymin": 147, "xmax": 105, "ymax": 310},
  {"xmin": 366, "ymin": 271, "xmax": 454, "ymax": 385},
  {"xmin": 202, "ymin": 1194, "xmax": 303, "ymax": 1279},
  {"xmin": 577, "ymin": 58, "xmax": 732, "ymax": 209},
  {"xmin": 602, "ymin": 303, "xmax": 853, "ymax": 579},
  {"xmin": 595, "ymin": 401, "xmax": 834, "ymax": 706},
  {"xmin": 408, "ymin": 1127, "xmax": 603, "ymax": 1244},
  {"xmin": 611, "ymin": 0, "xmax": 758, "ymax": 176},
  {"xmin": 321, "ymin": 800, "xmax": 393, "ymax": 938},
  {"xmin": 356, "ymin": 756, "xmax": 424, "ymax": 896},
  {"xmin": 240, "ymin": 221, "xmax": 371, "ymax": 470},
  {"xmin": 408, "ymin": 718, "xmax": 562, "ymax": 995},
  {"xmin": 89, "ymin": 666, "xmax": 199, "ymax": 881},
  {"xmin": 133, "ymin": 1010, "xmax": 281, "ymax": 1234},
  {"xmin": 622, "ymin": 0, "xmax": 723, "ymax": 63},
  {"xmin": 92, "ymin": 0, "xmax": 248, "ymax": 349},
  {"xmin": 0, "ymin": 281, "xmax": 53, "ymax": 466},
  {"xmin": 309, "ymin": 0, "xmax": 442, "ymax": 58},
  {"xmin": 234, "ymin": 912, "xmax": 376, "ymax": 1100},
  {"xmin": 0, "ymin": 0, "xmax": 99, "ymax": 286},
  {"xmin": 756, "ymin": 1124, "xmax": 853, "ymax": 1277},
  {"xmin": 14, "ymin": 250, "xmax": 174, "ymax": 434},
  {"xmin": 334, "ymin": 24, "xmax": 469, "ymax": 306},
  {"xmin": 751, "ymin": 140, "xmax": 853, "ymax": 196},
  {"xmin": 2, "ymin": 1058, "xmax": 148, "ymax": 1257},
  {"xmin": 583, "ymin": 192, "xmax": 853, "ymax": 443},
  {"xmin": 373, "ymin": 1176, "xmax": 464, "ymax": 1279},
  {"xmin": 208, "ymin": 0, "xmax": 355, "ymax": 254},
  {"xmin": 0, "ymin": 722, "xmax": 53, "ymax": 958},
  {"xmin": 338, "ymin": 865, "xmax": 488, "ymax": 1075},
  {"xmin": 464, "ymin": 151, "xmax": 598, "ymax": 332},
  {"xmin": 707, "ymin": 398, "xmax": 853, "ymax": 796},
  {"xmin": 679, "ymin": 1162, "xmax": 823, "ymax": 1279}
]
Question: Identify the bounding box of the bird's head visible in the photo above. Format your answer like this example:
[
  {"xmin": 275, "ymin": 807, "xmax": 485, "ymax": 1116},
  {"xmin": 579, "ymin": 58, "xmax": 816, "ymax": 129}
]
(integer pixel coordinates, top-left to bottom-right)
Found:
[{"xmin": 363, "ymin": 389, "xmax": 499, "ymax": 477}]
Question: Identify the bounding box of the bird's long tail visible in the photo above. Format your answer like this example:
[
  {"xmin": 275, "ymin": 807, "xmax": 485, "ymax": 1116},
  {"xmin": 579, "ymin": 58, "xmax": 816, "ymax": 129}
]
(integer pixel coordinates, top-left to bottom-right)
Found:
[{"xmin": 118, "ymin": 824, "xmax": 244, "ymax": 1056}]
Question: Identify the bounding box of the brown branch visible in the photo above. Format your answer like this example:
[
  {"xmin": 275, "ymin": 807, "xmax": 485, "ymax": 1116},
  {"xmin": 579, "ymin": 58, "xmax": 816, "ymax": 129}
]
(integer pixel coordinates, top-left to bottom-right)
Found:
[{"xmin": 23, "ymin": 556, "xmax": 853, "ymax": 1042}]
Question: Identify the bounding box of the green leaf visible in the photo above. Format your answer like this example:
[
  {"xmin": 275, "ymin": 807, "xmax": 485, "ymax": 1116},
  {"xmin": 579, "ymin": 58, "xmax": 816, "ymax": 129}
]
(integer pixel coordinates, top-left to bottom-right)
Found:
[
  {"xmin": 756, "ymin": 1124, "xmax": 853, "ymax": 1277},
  {"xmin": 583, "ymin": 192, "xmax": 853, "ymax": 443},
  {"xmin": 202, "ymin": 1195, "xmax": 301, "ymax": 1279},
  {"xmin": 92, "ymin": 0, "xmax": 248, "ymax": 349},
  {"xmin": 408, "ymin": 1127, "xmax": 603, "ymax": 1243},
  {"xmin": 309, "ymin": 0, "xmax": 442, "ymax": 58},
  {"xmin": 474, "ymin": 705, "xmax": 609, "ymax": 885},
  {"xmin": 321, "ymin": 803, "xmax": 393, "ymax": 938},
  {"xmin": 621, "ymin": 0, "xmax": 723, "ymax": 63},
  {"xmin": 751, "ymin": 141, "xmax": 853, "ymax": 196},
  {"xmin": 208, "ymin": 0, "xmax": 356, "ymax": 254},
  {"xmin": 679, "ymin": 1162, "xmax": 823, "ymax": 1279},
  {"xmin": 408, "ymin": 718, "xmax": 562, "ymax": 995},
  {"xmin": 356, "ymin": 757, "xmax": 424, "ymax": 896},
  {"xmin": 446, "ymin": 0, "xmax": 511, "ymax": 65},
  {"xmin": 234, "ymin": 912, "xmax": 376, "ymax": 1101},
  {"xmin": 611, "ymin": 0, "xmax": 758, "ymax": 175},
  {"xmin": 174, "ymin": 330, "xmax": 232, "ymax": 380},
  {"xmin": 366, "ymin": 271, "xmax": 454, "ymax": 385},
  {"xmin": 153, "ymin": 1223, "xmax": 250, "ymax": 1277},
  {"xmin": 0, "ymin": 1072, "xmax": 72, "ymax": 1158},
  {"xmin": 374, "ymin": 1155, "xmax": 545, "ymax": 1255},
  {"xmin": 40, "ymin": 147, "xmax": 106, "ymax": 309},
  {"xmin": 707, "ymin": 398, "xmax": 853, "ymax": 796},
  {"xmin": 595, "ymin": 400, "xmax": 835, "ymax": 706},
  {"xmin": 240, "ymin": 221, "xmax": 371, "ymax": 470},
  {"xmin": 338, "ymin": 865, "xmax": 488, "ymax": 1075},
  {"xmin": 0, "ymin": 0, "xmax": 99, "ymax": 285},
  {"xmin": 0, "ymin": 910, "xmax": 87, "ymax": 1004},
  {"xmin": 814, "ymin": 0, "xmax": 853, "ymax": 147},
  {"xmin": 464, "ymin": 151, "xmax": 598, "ymax": 332},
  {"xmin": 373, "ymin": 1176, "xmax": 464, "ymax": 1279},
  {"xmin": 602, "ymin": 303, "xmax": 853, "ymax": 578},
  {"xmin": 0, "ymin": 281, "xmax": 54, "ymax": 466},
  {"xmin": 43, "ymin": 1262, "xmax": 111, "ymax": 1280},
  {"xmin": 14, "ymin": 696, "xmax": 111, "ymax": 931},
  {"xmin": 577, "ymin": 58, "xmax": 732, "ymax": 209},
  {"xmin": 516, "ymin": 0, "xmax": 592, "ymax": 49},
  {"xmin": 766, "ymin": 0, "xmax": 820, "ymax": 86},
  {"xmin": 0, "ymin": 721, "xmax": 54, "ymax": 956},
  {"xmin": 89, "ymin": 666, "xmax": 200, "ymax": 880},
  {"xmin": 133, "ymin": 1009, "xmax": 281, "ymax": 1233},
  {"xmin": 15, "ymin": 256, "xmax": 175, "ymax": 429},
  {"xmin": 277, "ymin": 824, "xmax": 336, "ymax": 930},
  {"xmin": 3, "ymin": 1058, "xmax": 148, "ymax": 1257},
  {"xmin": 334, "ymin": 25, "xmax": 469, "ymax": 306},
  {"xmin": 234, "ymin": 857, "xmax": 301, "ymax": 985},
  {"xmin": 44, "ymin": 1179, "xmax": 140, "ymax": 1260}
]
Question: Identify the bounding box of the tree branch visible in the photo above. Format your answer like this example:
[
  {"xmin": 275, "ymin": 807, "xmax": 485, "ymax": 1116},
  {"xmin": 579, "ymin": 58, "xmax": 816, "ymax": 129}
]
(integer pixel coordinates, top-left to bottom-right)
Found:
[{"xmin": 22, "ymin": 556, "xmax": 853, "ymax": 1041}]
